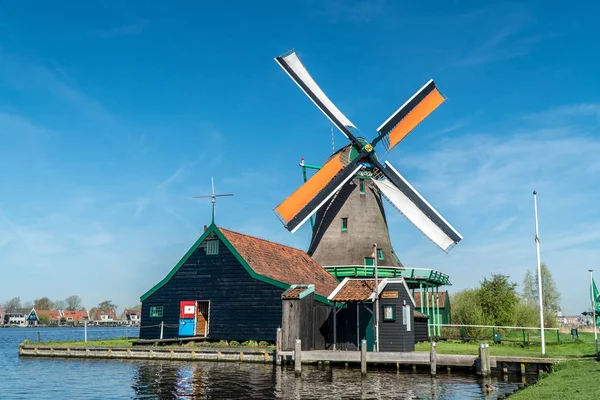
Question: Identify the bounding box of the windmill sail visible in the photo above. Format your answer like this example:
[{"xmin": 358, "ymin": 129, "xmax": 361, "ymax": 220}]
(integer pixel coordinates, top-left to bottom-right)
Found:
[
  {"xmin": 275, "ymin": 154, "xmax": 362, "ymax": 233},
  {"xmin": 275, "ymin": 50, "xmax": 356, "ymax": 140},
  {"xmin": 376, "ymin": 79, "xmax": 446, "ymax": 152},
  {"xmin": 373, "ymin": 161, "xmax": 462, "ymax": 252}
]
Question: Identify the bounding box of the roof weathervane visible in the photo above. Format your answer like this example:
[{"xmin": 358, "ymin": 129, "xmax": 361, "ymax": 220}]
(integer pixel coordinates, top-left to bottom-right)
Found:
[{"xmin": 193, "ymin": 177, "xmax": 234, "ymax": 224}]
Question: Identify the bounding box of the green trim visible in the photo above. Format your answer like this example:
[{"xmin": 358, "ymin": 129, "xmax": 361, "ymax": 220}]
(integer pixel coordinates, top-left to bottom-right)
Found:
[
  {"xmin": 140, "ymin": 224, "xmax": 332, "ymax": 305},
  {"xmin": 341, "ymin": 217, "xmax": 347, "ymax": 232},
  {"xmin": 377, "ymin": 249, "xmax": 384, "ymax": 261},
  {"xmin": 149, "ymin": 306, "xmax": 163, "ymax": 317},
  {"xmin": 364, "ymin": 257, "xmax": 374, "ymax": 267},
  {"xmin": 359, "ymin": 179, "xmax": 365, "ymax": 194},
  {"xmin": 281, "ymin": 284, "xmax": 315, "ymax": 300}
]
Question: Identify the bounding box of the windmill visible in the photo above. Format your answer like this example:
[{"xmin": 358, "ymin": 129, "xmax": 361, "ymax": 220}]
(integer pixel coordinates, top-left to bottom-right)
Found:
[
  {"xmin": 273, "ymin": 49, "xmax": 462, "ymax": 268},
  {"xmin": 193, "ymin": 177, "xmax": 233, "ymax": 224}
]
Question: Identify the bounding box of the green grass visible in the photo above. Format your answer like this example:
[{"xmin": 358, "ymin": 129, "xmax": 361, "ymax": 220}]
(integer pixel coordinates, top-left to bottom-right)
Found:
[
  {"xmin": 24, "ymin": 337, "xmax": 276, "ymax": 350},
  {"xmin": 510, "ymin": 360, "xmax": 600, "ymax": 399},
  {"xmin": 415, "ymin": 336, "xmax": 597, "ymax": 358}
]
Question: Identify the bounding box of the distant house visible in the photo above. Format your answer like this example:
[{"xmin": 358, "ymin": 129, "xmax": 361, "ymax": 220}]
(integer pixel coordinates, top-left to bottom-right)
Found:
[
  {"xmin": 27, "ymin": 309, "xmax": 62, "ymax": 325},
  {"xmin": 122, "ymin": 309, "xmax": 141, "ymax": 325},
  {"xmin": 6, "ymin": 308, "xmax": 31, "ymax": 326},
  {"xmin": 90, "ymin": 308, "xmax": 117, "ymax": 323},
  {"xmin": 414, "ymin": 290, "xmax": 451, "ymax": 325},
  {"xmin": 0, "ymin": 305, "xmax": 4, "ymax": 327},
  {"xmin": 62, "ymin": 310, "xmax": 89, "ymax": 322}
]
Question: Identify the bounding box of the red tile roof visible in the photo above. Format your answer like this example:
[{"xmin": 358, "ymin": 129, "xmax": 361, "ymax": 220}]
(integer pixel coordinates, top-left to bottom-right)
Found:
[
  {"xmin": 414, "ymin": 311, "xmax": 429, "ymax": 319},
  {"xmin": 62, "ymin": 310, "xmax": 89, "ymax": 321},
  {"xmin": 36, "ymin": 309, "xmax": 62, "ymax": 321},
  {"xmin": 330, "ymin": 279, "xmax": 377, "ymax": 302},
  {"xmin": 414, "ymin": 291, "xmax": 448, "ymax": 308},
  {"xmin": 219, "ymin": 228, "xmax": 339, "ymax": 298},
  {"xmin": 282, "ymin": 287, "xmax": 307, "ymax": 299}
]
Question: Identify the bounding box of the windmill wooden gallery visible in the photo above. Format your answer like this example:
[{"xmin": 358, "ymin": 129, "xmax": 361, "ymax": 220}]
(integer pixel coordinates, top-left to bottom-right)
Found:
[{"xmin": 140, "ymin": 50, "xmax": 462, "ymax": 353}]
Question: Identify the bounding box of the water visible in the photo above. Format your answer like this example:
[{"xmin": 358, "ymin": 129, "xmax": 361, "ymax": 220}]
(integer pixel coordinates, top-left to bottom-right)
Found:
[{"xmin": 0, "ymin": 328, "xmax": 533, "ymax": 399}]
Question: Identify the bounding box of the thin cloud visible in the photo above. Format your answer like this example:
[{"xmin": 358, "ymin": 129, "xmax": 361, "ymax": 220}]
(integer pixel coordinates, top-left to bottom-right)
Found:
[{"xmin": 494, "ymin": 216, "xmax": 518, "ymax": 232}]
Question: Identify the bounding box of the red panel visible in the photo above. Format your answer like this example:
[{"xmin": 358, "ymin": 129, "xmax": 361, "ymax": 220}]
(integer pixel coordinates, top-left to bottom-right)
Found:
[{"xmin": 180, "ymin": 301, "xmax": 196, "ymax": 318}]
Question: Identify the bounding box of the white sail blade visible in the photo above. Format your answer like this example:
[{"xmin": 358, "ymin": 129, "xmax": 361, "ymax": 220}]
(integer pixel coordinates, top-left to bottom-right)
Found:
[
  {"xmin": 275, "ymin": 50, "xmax": 355, "ymax": 138},
  {"xmin": 373, "ymin": 173, "xmax": 462, "ymax": 252}
]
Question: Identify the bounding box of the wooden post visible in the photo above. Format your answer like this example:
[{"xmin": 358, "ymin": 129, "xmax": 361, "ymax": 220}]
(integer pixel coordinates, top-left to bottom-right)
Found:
[
  {"xmin": 479, "ymin": 343, "xmax": 490, "ymax": 377},
  {"xmin": 520, "ymin": 363, "xmax": 526, "ymax": 375},
  {"xmin": 333, "ymin": 302, "xmax": 337, "ymax": 351},
  {"xmin": 37, "ymin": 332, "xmax": 41, "ymax": 343},
  {"xmin": 276, "ymin": 328, "xmax": 282, "ymax": 365},
  {"xmin": 361, "ymin": 339, "xmax": 367, "ymax": 376},
  {"xmin": 430, "ymin": 342, "xmax": 437, "ymax": 376},
  {"xmin": 160, "ymin": 321, "xmax": 164, "ymax": 340},
  {"xmin": 294, "ymin": 339, "xmax": 302, "ymax": 375},
  {"xmin": 84, "ymin": 321, "xmax": 88, "ymax": 343}
]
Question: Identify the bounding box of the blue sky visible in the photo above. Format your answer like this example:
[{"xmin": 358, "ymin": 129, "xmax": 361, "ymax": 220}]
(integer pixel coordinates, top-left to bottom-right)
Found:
[{"xmin": 1, "ymin": 1, "xmax": 599, "ymax": 314}]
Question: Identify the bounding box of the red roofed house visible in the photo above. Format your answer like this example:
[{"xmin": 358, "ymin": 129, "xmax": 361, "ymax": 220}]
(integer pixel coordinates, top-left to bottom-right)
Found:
[
  {"xmin": 123, "ymin": 309, "xmax": 141, "ymax": 325},
  {"xmin": 62, "ymin": 310, "xmax": 89, "ymax": 322},
  {"xmin": 90, "ymin": 308, "xmax": 117, "ymax": 323},
  {"xmin": 27, "ymin": 309, "xmax": 62, "ymax": 325},
  {"xmin": 140, "ymin": 224, "xmax": 339, "ymax": 342}
]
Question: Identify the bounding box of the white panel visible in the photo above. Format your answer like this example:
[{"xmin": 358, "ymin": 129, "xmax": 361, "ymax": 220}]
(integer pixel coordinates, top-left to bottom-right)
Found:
[
  {"xmin": 184, "ymin": 305, "xmax": 195, "ymax": 314},
  {"xmin": 373, "ymin": 178, "xmax": 456, "ymax": 251},
  {"xmin": 279, "ymin": 51, "xmax": 355, "ymax": 137}
]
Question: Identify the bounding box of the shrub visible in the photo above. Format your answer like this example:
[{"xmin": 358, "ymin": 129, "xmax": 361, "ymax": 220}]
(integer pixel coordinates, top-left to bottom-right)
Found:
[
  {"xmin": 229, "ymin": 340, "xmax": 240, "ymax": 346},
  {"xmin": 258, "ymin": 341, "xmax": 269, "ymax": 347}
]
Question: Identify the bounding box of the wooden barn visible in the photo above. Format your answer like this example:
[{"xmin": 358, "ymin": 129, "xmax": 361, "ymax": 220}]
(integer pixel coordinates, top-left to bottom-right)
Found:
[
  {"xmin": 139, "ymin": 224, "xmax": 339, "ymax": 342},
  {"xmin": 414, "ymin": 290, "xmax": 451, "ymax": 325}
]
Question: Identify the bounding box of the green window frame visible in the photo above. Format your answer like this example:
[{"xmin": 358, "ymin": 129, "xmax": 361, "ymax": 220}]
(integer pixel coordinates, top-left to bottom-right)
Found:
[
  {"xmin": 359, "ymin": 179, "xmax": 365, "ymax": 194},
  {"xmin": 341, "ymin": 218, "xmax": 348, "ymax": 232},
  {"xmin": 377, "ymin": 249, "xmax": 384, "ymax": 261},
  {"xmin": 364, "ymin": 257, "xmax": 374, "ymax": 267},
  {"xmin": 206, "ymin": 239, "xmax": 219, "ymax": 255},
  {"xmin": 149, "ymin": 306, "xmax": 163, "ymax": 318},
  {"xmin": 383, "ymin": 304, "xmax": 396, "ymax": 322}
]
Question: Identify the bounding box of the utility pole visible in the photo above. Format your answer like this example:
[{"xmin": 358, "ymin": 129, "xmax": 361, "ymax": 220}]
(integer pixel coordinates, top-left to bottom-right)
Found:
[
  {"xmin": 589, "ymin": 269, "xmax": 598, "ymax": 357},
  {"xmin": 373, "ymin": 243, "xmax": 379, "ymax": 352},
  {"xmin": 533, "ymin": 191, "xmax": 546, "ymax": 355}
]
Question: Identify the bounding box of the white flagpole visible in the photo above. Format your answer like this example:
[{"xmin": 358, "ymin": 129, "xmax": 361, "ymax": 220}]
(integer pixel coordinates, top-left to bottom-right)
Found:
[
  {"xmin": 589, "ymin": 269, "xmax": 598, "ymax": 356},
  {"xmin": 533, "ymin": 191, "xmax": 546, "ymax": 355}
]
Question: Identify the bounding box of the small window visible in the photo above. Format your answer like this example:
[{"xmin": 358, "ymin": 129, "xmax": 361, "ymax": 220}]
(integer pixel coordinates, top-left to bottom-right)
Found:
[
  {"xmin": 206, "ymin": 239, "xmax": 219, "ymax": 255},
  {"xmin": 364, "ymin": 257, "xmax": 374, "ymax": 267},
  {"xmin": 359, "ymin": 179, "xmax": 365, "ymax": 194},
  {"xmin": 383, "ymin": 305, "xmax": 396, "ymax": 321},
  {"xmin": 377, "ymin": 249, "xmax": 384, "ymax": 261},
  {"xmin": 403, "ymin": 305, "xmax": 411, "ymax": 331},
  {"xmin": 341, "ymin": 218, "xmax": 348, "ymax": 232},
  {"xmin": 150, "ymin": 306, "xmax": 163, "ymax": 318}
]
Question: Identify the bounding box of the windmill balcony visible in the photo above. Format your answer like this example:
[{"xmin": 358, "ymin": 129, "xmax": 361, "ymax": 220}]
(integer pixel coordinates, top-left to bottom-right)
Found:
[{"xmin": 323, "ymin": 266, "xmax": 451, "ymax": 288}]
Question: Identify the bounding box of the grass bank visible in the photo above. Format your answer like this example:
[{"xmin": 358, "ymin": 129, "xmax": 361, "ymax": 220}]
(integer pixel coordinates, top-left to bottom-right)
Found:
[
  {"xmin": 510, "ymin": 360, "xmax": 600, "ymax": 399},
  {"xmin": 415, "ymin": 333, "xmax": 598, "ymax": 358}
]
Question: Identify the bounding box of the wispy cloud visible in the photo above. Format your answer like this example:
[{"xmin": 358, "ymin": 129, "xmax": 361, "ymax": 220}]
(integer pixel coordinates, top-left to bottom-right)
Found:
[
  {"xmin": 453, "ymin": 5, "xmax": 556, "ymax": 66},
  {"xmin": 493, "ymin": 216, "xmax": 518, "ymax": 232}
]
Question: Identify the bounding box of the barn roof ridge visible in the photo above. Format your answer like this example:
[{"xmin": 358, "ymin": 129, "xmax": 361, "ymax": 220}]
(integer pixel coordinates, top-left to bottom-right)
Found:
[{"xmin": 140, "ymin": 224, "xmax": 337, "ymax": 304}]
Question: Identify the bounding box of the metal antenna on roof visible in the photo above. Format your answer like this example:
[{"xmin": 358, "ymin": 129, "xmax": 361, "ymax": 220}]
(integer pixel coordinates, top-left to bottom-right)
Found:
[{"xmin": 193, "ymin": 177, "xmax": 234, "ymax": 224}]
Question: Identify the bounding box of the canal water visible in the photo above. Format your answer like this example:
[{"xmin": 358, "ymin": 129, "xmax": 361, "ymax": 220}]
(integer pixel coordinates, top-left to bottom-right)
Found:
[{"xmin": 0, "ymin": 328, "xmax": 534, "ymax": 399}]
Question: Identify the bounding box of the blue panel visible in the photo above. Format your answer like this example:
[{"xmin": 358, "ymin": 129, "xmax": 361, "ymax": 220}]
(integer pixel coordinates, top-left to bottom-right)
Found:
[{"xmin": 179, "ymin": 318, "xmax": 195, "ymax": 337}]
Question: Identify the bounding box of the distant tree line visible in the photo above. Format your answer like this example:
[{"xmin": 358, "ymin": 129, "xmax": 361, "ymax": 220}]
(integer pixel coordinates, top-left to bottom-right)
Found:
[
  {"xmin": 451, "ymin": 263, "xmax": 561, "ymax": 337},
  {"xmin": 2, "ymin": 296, "xmax": 137, "ymax": 314}
]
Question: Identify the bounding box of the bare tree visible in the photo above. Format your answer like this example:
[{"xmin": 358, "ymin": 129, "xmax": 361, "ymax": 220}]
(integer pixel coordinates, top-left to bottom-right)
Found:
[
  {"xmin": 3, "ymin": 297, "xmax": 21, "ymax": 313},
  {"xmin": 34, "ymin": 297, "xmax": 55, "ymax": 310},
  {"xmin": 98, "ymin": 300, "xmax": 116, "ymax": 310},
  {"xmin": 65, "ymin": 295, "xmax": 82, "ymax": 311},
  {"xmin": 54, "ymin": 299, "xmax": 66, "ymax": 310}
]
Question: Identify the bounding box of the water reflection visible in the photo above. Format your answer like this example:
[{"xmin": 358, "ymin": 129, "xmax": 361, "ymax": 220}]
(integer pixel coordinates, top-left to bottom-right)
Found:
[{"xmin": 131, "ymin": 362, "xmax": 533, "ymax": 399}]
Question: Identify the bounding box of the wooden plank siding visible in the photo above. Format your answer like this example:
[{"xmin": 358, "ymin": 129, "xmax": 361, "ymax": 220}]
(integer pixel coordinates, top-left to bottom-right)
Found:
[
  {"xmin": 141, "ymin": 238, "xmax": 284, "ymax": 341},
  {"xmin": 378, "ymin": 283, "xmax": 415, "ymax": 352}
]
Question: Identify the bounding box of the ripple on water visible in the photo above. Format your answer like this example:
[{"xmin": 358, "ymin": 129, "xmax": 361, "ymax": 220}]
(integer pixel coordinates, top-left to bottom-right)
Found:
[{"xmin": 0, "ymin": 329, "xmax": 533, "ymax": 399}]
